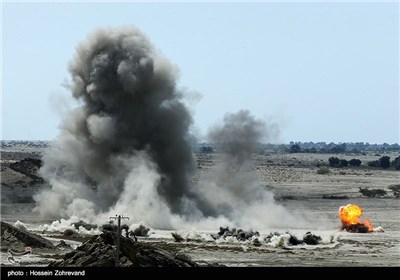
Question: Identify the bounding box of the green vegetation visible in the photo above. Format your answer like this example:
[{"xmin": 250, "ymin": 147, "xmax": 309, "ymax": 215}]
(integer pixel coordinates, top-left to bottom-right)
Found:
[
  {"xmin": 63, "ymin": 228, "xmax": 75, "ymax": 237},
  {"xmin": 391, "ymin": 156, "xmax": 400, "ymax": 170},
  {"xmin": 367, "ymin": 156, "xmax": 396, "ymax": 169},
  {"xmin": 359, "ymin": 187, "xmax": 387, "ymax": 198},
  {"xmin": 348, "ymin": 158, "xmax": 362, "ymax": 166},
  {"xmin": 328, "ymin": 157, "xmax": 340, "ymax": 167},
  {"xmin": 329, "ymin": 157, "xmax": 352, "ymax": 168},
  {"xmin": 379, "ymin": 156, "xmax": 391, "ymax": 169}
]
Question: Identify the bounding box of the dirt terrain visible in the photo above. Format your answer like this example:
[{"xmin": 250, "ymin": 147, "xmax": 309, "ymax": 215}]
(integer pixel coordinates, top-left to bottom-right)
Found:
[
  {"xmin": 196, "ymin": 151, "xmax": 399, "ymax": 199},
  {"xmin": 1, "ymin": 145, "xmax": 399, "ymax": 266}
]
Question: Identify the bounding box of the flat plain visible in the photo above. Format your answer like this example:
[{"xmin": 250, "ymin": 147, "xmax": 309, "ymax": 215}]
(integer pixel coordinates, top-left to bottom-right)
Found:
[{"xmin": 1, "ymin": 145, "xmax": 399, "ymax": 266}]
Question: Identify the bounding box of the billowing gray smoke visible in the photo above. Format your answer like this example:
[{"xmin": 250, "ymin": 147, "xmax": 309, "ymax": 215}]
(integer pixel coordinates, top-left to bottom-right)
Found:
[
  {"xmin": 208, "ymin": 110, "xmax": 266, "ymax": 166},
  {"xmin": 35, "ymin": 26, "xmax": 314, "ymax": 230},
  {"xmin": 193, "ymin": 111, "xmax": 286, "ymax": 226},
  {"xmin": 188, "ymin": 110, "xmax": 314, "ymax": 229},
  {"xmin": 35, "ymin": 26, "xmax": 199, "ymax": 227}
]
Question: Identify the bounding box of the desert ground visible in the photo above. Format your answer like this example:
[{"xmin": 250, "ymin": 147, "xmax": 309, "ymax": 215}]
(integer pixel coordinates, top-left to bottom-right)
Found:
[{"xmin": 1, "ymin": 144, "xmax": 399, "ymax": 266}]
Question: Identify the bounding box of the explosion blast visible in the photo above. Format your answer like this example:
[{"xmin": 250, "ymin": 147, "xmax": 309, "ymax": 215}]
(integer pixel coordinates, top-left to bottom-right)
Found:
[{"xmin": 35, "ymin": 26, "xmax": 311, "ymax": 230}]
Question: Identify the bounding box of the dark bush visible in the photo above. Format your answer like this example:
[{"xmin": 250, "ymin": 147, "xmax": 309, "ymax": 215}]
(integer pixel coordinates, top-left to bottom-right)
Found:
[
  {"xmin": 329, "ymin": 157, "xmax": 340, "ymax": 167},
  {"xmin": 339, "ymin": 159, "xmax": 348, "ymax": 167},
  {"xmin": 379, "ymin": 156, "xmax": 391, "ymax": 169},
  {"xmin": 391, "ymin": 156, "xmax": 400, "ymax": 170},
  {"xmin": 63, "ymin": 228, "xmax": 75, "ymax": 237},
  {"xmin": 349, "ymin": 159, "xmax": 362, "ymax": 166},
  {"xmin": 359, "ymin": 187, "xmax": 387, "ymax": 197}
]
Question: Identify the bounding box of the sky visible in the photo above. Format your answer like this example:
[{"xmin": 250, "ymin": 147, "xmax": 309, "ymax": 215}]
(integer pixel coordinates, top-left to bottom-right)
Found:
[{"xmin": 1, "ymin": 1, "xmax": 399, "ymax": 144}]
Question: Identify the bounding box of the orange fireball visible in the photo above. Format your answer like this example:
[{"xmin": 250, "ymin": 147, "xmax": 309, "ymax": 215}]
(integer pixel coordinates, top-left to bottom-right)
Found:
[{"xmin": 339, "ymin": 204, "xmax": 373, "ymax": 232}]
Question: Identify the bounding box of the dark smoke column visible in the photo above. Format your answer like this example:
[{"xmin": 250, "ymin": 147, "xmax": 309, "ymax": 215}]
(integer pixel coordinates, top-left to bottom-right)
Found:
[{"xmin": 37, "ymin": 26, "xmax": 196, "ymax": 219}]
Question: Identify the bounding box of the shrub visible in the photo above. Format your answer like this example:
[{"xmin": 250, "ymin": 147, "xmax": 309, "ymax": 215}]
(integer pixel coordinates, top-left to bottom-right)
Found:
[
  {"xmin": 63, "ymin": 228, "xmax": 75, "ymax": 237},
  {"xmin": 391, "ymin": 156, "xmax": 400, "ymax": 170},
  {"xmin": 329, "ymin": 157, "xmax": 348, "ymax": 167},
  {"xmin": 339, "ymin": 159, "xmax": 348, "ymax": 167},
  {"xmin": 349, "ymin": 159, "xmax": 362, "ymax": 166},
  {"xmin": 328, "ymin": 157, "xmax": 340, "ymax": 167},
  {"xmin": 317, "ymin": 167, "xmax": 330, "ymax": 174},
  {"xmin": 379, "ymin": 156, "xmax": 391, "ymax": 169},
  {"xmin": 359, "ymin": 187, "xmax": 387, "ymax": 197}
]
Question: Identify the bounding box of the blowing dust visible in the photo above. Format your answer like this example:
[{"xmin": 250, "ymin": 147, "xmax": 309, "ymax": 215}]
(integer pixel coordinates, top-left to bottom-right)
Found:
[{"xmin": 34, "ymin": 26, "xmax": 323, "ymax": 230}]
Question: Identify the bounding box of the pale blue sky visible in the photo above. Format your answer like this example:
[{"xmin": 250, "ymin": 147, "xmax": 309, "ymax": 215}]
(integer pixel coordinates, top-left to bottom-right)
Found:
[{"xmin": 2, "ymin": 1, "xmax": 399, "ymax": 143}]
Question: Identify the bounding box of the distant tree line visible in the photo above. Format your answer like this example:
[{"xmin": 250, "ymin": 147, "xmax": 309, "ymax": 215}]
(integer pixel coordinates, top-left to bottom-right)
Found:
[
  {"xmin": 196, "ymin": 141, "xmax": 399, "ymax": 155},
  {"xmin": 286, "ymin": 142, "xmax": 400, "ymax": 154},
  {"xmin": 327, "ymin": 155, "xmax": 400, "ymax": 170}
]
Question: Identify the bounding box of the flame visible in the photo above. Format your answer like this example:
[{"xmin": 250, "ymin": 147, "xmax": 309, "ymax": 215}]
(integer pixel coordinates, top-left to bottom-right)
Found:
[{"xmin": 339, "ymin": 204, "xmax": 373, "ymax": 232}]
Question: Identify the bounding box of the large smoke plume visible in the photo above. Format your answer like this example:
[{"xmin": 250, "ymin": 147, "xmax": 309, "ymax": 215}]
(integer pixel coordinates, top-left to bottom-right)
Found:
[
  {"xmin": 35, "ymin": 26, "xmax": 313, "ymax": 230},
  {"xmin": 35, "ymin": 26, "xmax": 199, "ymax": 227}
]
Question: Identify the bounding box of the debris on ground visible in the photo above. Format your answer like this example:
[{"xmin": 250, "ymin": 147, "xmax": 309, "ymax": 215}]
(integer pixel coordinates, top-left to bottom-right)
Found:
[{"xmin": 50, "ymin": 230, "xmax": 220, "ymax": 267}]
